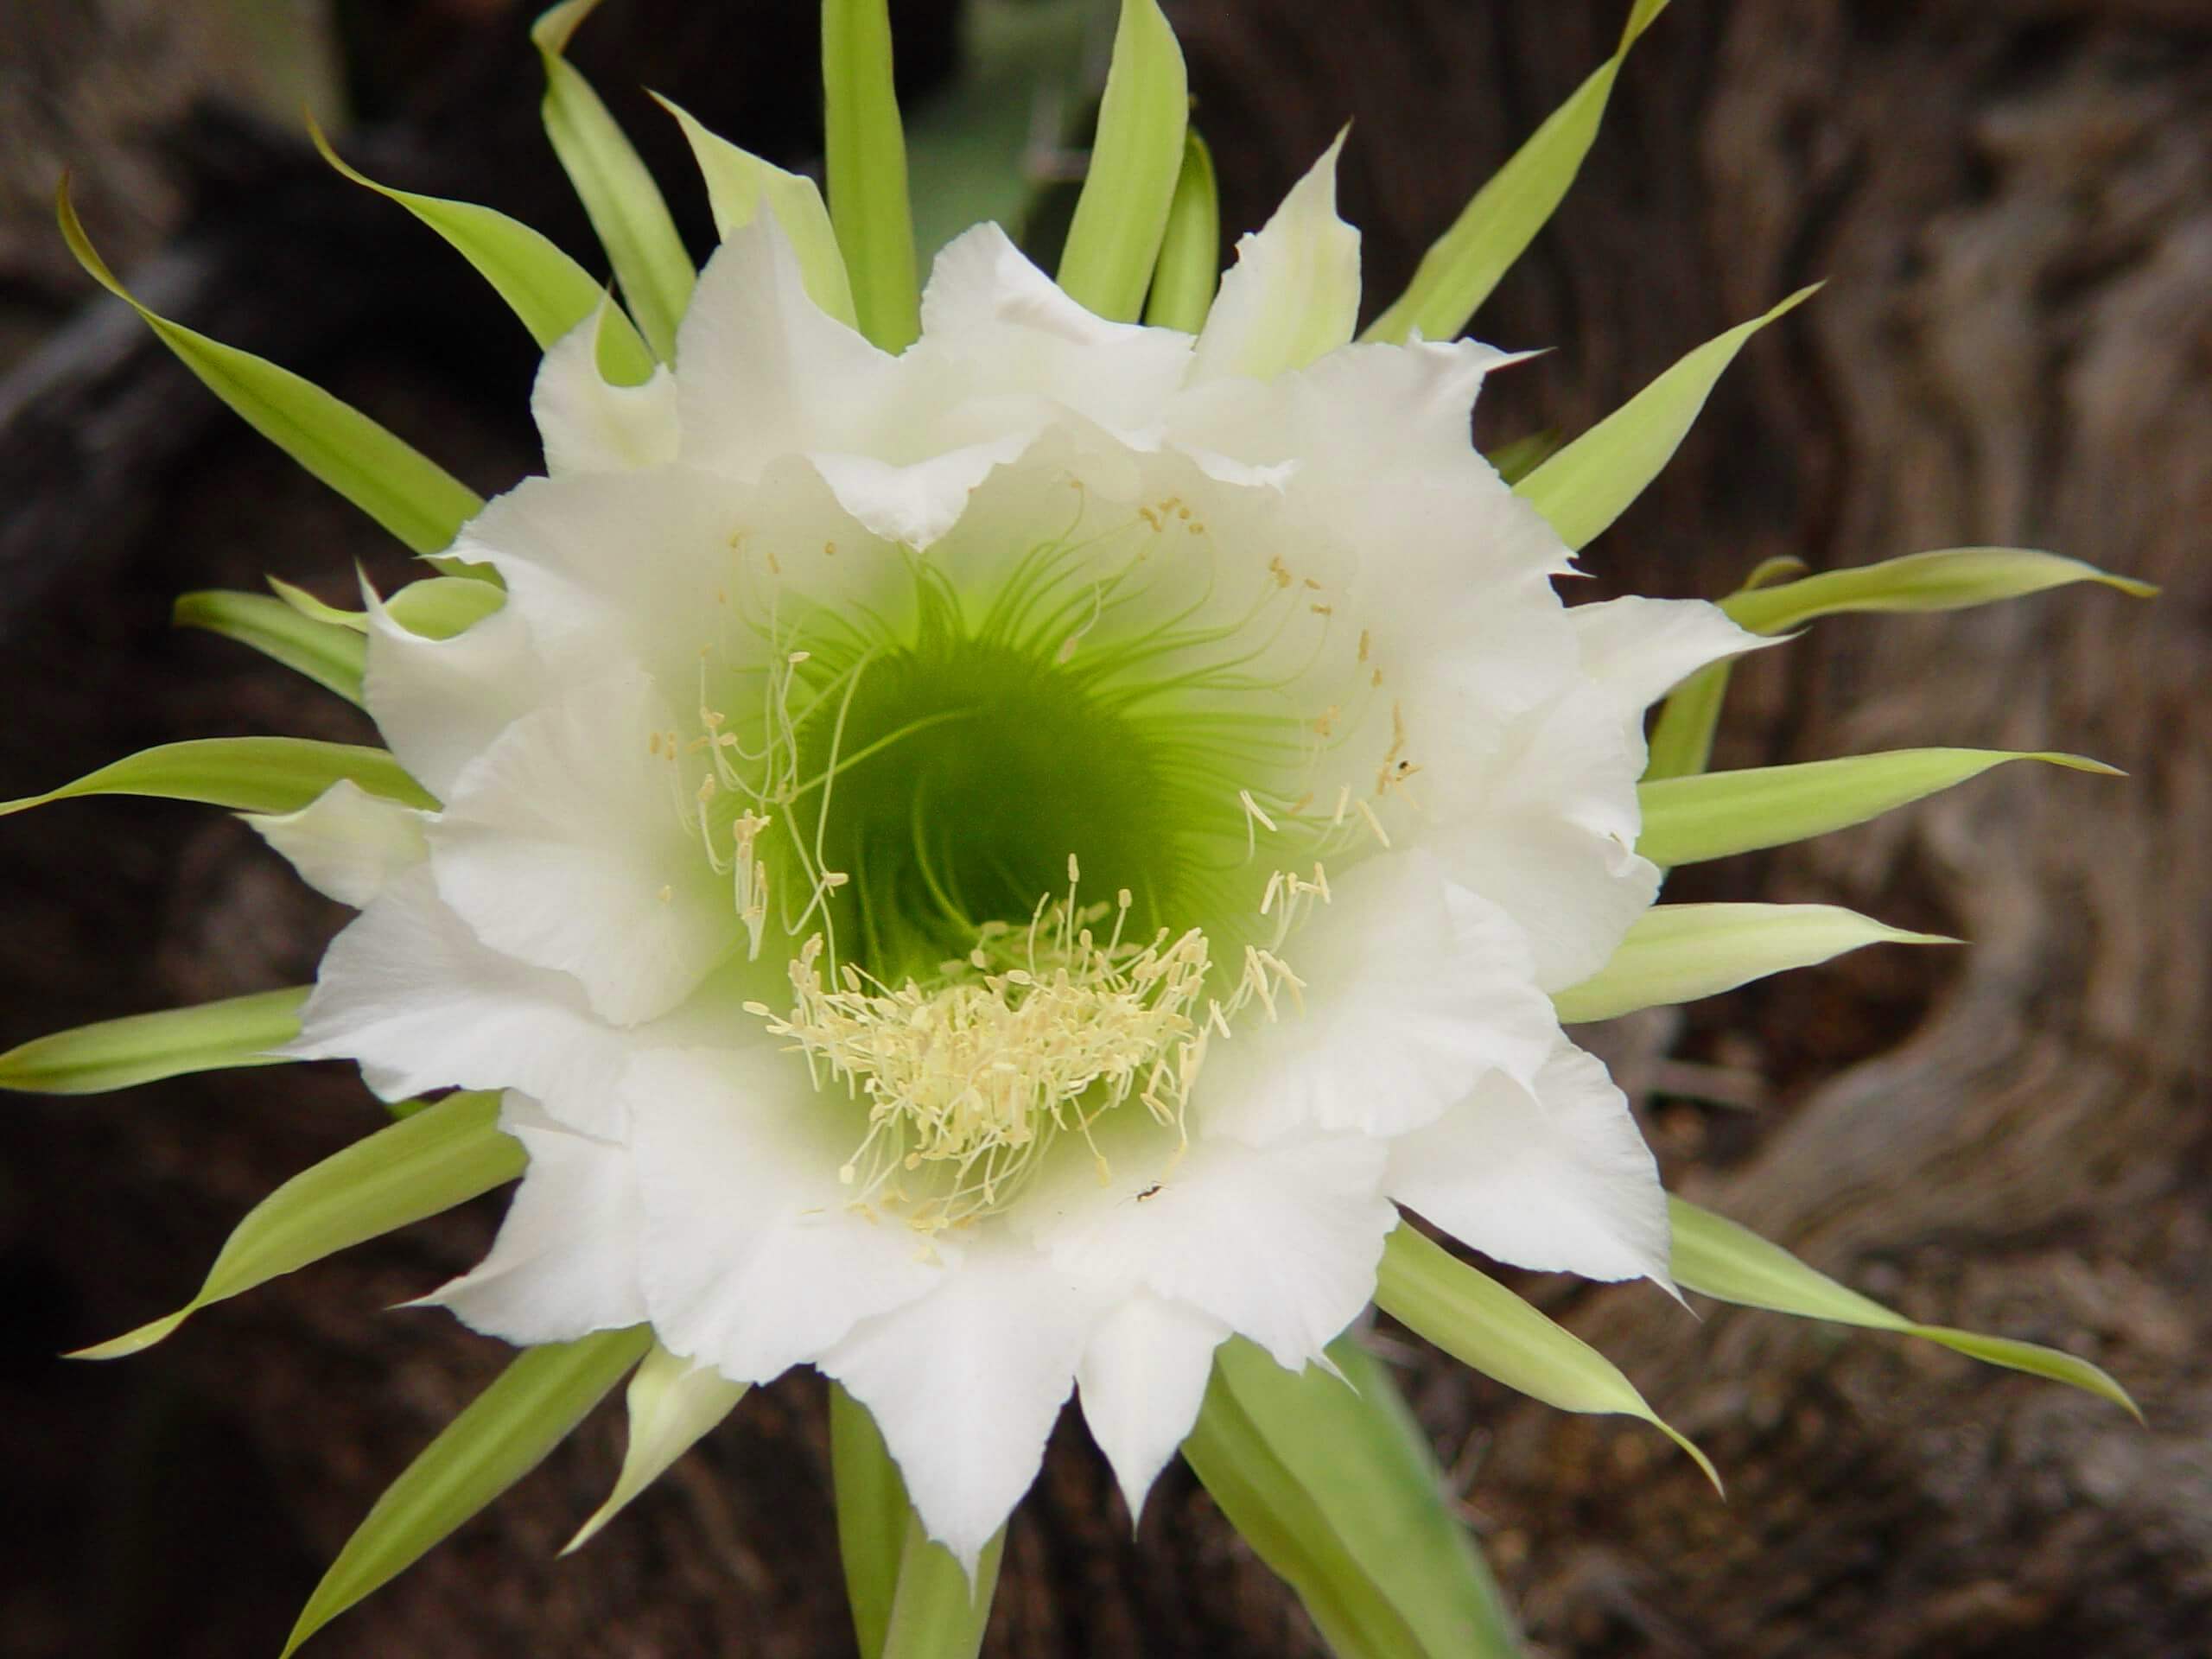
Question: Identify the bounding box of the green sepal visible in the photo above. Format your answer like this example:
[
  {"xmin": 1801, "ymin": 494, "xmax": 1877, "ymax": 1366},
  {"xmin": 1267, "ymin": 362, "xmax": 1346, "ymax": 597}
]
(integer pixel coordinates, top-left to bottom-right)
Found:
[
  {"xmin": 1516, "ymin": 283, "xmax": 1819, "ymax": 551},
  {"xmin": 1, "ymin": 735, "xmax": 435, "ymax": 819},
  {"xmin": 903, "ymin": 0, "xmax": 1095, "ymax": 273},
  {"xmin": 880, "ymin": 1510, "xmax": 1005, "ymax": 1659},
  {"xmin": 1669, "ymin": 1198, "xmax": 2139, "ymax": 1419},
  {"xmin": 69, "ymin": 1090, "xmax": 522, "ymax": 1359},
  {"xmin": 282, "ymin": 1324, "xmax": 652, "ymax": 1657},
  {"xmin": 823, "ymin": 0, "xmax": 923, "ymax": 351},
  {"xmin": 305, "ymin": 115, "xmax": 654, "ymax": 385},
  {"xmin": 1055, "ymin": 0, "xmax": 1188, "ymax": 322},
  {"xmin": 1375, "ymin": 1226, "xmax": 1719, "ymax": 1492},
  {"xmin": 1184, "ymin": 1335, "xmax": 1526, "ymax": 1658},
  {"xmin": 1143, "ymin": 130, "xmax": 1220, "ymax": 332},
  {"xmin": 832, "ymin": 1381, "xmax": 910, "ymax": 1659},
  {"xmin": 1720, "ymin": 545, "xmax": 2158, "ymax": 632},
  {"xmin": 532, "ymin": 0, "xmax": 696, "ymax": 364},
  {"xmin": 1363, "ymin": 0, "xmax": 1669, "ymax": 345},
  {"xmin": 269, "ymin": 572, "xmax": 506, "ymax": 645},
  {"xmin": 1637, "ymin": 748, "xmax": 2120, "ymax": 868},
  {"xmin": 0, "ymin": 986, "xmax": 308, "ymax": 1098},
  {"xmin": 1483, "ymin": 429, "xmax": 1562, "ymax": 487},
  {"xmin": 1646, "ymin": 547, "xmax": 2153, "ymax": 781},
  {"xmin": 175, "ymin": 588, "xmax": 367, "ymax": 703},
  {"xmin": 1552, "ymin": 902, "xmax": 1953, "ymax": 1025},
  {"xmin": 564, "ymin": 1340, "xmax": 748, "ymax": 1554},
  {"xmin": 656, "ymin": 95, "xmax": 860, "ymax": 329},
  {"xmin": 58, "ymin": 178, "xmax": 480, "ymax": 555}
]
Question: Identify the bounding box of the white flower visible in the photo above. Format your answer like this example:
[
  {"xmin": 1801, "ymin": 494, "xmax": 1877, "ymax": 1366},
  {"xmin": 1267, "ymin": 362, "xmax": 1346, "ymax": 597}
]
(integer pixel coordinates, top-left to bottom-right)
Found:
[{"xmin": 258, "ymin": 145, "xmax": 1756, "ymax": 1568}]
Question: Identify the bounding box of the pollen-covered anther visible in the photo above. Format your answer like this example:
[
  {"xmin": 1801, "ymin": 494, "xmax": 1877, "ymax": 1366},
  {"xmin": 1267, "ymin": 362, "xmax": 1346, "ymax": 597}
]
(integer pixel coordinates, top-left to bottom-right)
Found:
[{"xmin": 759, "ymin": 888, "xmax": 1217, "ymax": 1232}]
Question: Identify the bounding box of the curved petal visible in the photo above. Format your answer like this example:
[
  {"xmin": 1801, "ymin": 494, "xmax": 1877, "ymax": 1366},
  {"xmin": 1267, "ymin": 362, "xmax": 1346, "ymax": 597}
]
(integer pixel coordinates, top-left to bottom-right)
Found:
[
  {"xmin": 1076, "ymin": 1294, "xmax": 1228, "ymax": 1525},
  {"xmin": 626, "ymin": 1046, "xmax": 944, "ymax": 1385},
  {"xmin": 287, "ymin": 868, "xmax": 640, "ymax": 1138},
  {"xmin": 245, "ymin": 779, "xmax": 428, "ymax": 908},
  {"xmin": 819, "ymin": 1236, "xmax": 1108, "ymax": 1572},
  {"xmin": 1566, "ymin": 594, "xmax": 1767, "ymax": 720},
  {"xmin": 1191, "ymin": 131, "xmax": 1360, "ymax": 384},
  {"xmin": 533, "ymin": 303, "xmax": 680, "ymax": 475},
  {"xmin": 414, "ymin": 1095, "xmax": 649, "ymax": 1340},
  {"xmin": 1204, "ymin": 850, "xmax": 1559, "ymax": 1146},
  {"xmin": 1019, "ymin": 1127, "xmax": 1394, "ymax": 1372},
  {"xmin": 430, "ymin": 669, "xmax": 735, "ymax": 1026},
  {"xmin": 1387, "ymin": 1040, "xmax": 1671, "ymax": 1286},
  {"xmin": 362, "ymin": 584, "xmax": 549, "ymax": 802}
]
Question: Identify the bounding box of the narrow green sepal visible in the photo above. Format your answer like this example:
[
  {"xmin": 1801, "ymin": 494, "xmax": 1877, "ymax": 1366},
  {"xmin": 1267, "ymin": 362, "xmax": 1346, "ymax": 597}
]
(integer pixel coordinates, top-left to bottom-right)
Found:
[
  {"xmin": 1553, "ymin": 902, "xmax": 1955, "ymax": 1025},
  {"xmin": 1376, "ymin": 1226, "xmax": 1720, "ymax": 1493},
  {"xmin": 1184, "ymin": 1335, "xmax": 1527, "ymax": 1658},
  {"xmin": 563, "ymin": 1341, "xmax": 748, "ymax": 1554},
  {"xmin": 269, "ymin": 572, "xmax": 505, "ymax": 645},
  {"xmin": 1637, "ymin": 748, "xmax": 2120, "ymax": 868},
  {"xmin": 879, "ymin": 1509, "xmax": 1005, "ymax": 1659},
  {"xmin": 175, "ymin": 588, "xmax": 367, "ymax": 704},
  {"xmin": 1516, "ymin": 283, "xmax": 1820, "ymax": 551},
  {"xmin": 282, "ymin": 1324, "xmax": 652, "ymax": 1656},
  {"xmin": 1, "ymin": 735, "xmax": 434, "ymax": 820},
  {"xmin": 58, "ymin": 177, "xmax": 481, "ymax": 555},
  {"xmin": 823, "ymin": 0, "xmax": 923, "ymax": 351},
  {"xmin": 1143, "ymin": 130, "xmax": 1220, "ymax": 333},
  {"xmin": 1363, "ymin": 0, "xmax": 1671, "ymax": 345},
  {"xmin": 1484, "ymin": 429, "xmax": 1562, "ymax": 486},
  {"xmin": 305, "ymin": 114, "xmax": 654, "ymax": 385},
  {"xmin": 2, "ymin": 986, "xmax": 308, "ymax": 1098},
  {"xmin": 68, "ymin": 1090, "xmax": 521, "ymax": 1359},
  {"xmin": 1720, "ymin": 545, "xmax": 2159, "ymax": 633},
  {"xmin": 1056, "ymin": 0, "xmax": 1188, "ymax": 322},
  {"xmin": 832, "ymin": 1381, "xmax": 910, "ymax": 1659},
  {"xmin": 1669, "ymin": 1198, "xmax": 2139, "ymax": 1421},
  {"xmin": 532, "ymin": 0, "xmax": 696, "ymax": 364}
]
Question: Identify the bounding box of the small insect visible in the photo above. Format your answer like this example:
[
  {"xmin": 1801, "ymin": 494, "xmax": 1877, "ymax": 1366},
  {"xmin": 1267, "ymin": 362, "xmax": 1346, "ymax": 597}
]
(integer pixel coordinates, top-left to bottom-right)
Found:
[{"xmin": 1135, "ymin": 1182, "xmax": 1163, "ymax": 1203}]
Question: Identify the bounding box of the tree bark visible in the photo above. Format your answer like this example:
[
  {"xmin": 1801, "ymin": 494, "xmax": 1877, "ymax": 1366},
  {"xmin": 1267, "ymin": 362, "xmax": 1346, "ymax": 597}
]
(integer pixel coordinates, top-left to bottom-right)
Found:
[{"xmin": 2, "ymin": 3, "xmax": 2206, "ymax": 1656}]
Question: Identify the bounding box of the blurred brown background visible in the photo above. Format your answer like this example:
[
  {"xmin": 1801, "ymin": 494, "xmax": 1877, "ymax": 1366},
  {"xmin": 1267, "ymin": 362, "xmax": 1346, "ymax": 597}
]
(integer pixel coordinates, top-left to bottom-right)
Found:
[{"xmin": 2, "ymin": 1, "xmax": 2207, "ymax": 1655}]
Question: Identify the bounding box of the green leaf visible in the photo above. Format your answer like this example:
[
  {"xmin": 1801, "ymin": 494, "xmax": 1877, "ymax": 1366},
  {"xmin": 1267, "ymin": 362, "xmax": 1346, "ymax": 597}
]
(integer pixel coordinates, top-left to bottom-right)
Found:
[
  {"xmin": 1143, "ymin": 130, "xmax": 1220, "ymax": 332},
  {"xmin": 1516, "ymin": 283, "xmax": 1819, "ymax": 550},
  {"xmin": 832, "ymin": 1382, "xmax": 910, "ymax": 1659},
  {"xmin": 879, "ymin": 1509, "xmax": 1005, "ymax": 1659},
  {"xmin": 58, "ymin": 178, "xmax": 480, "ymax": 556},
  {"xmin": 1056, "ymin": 0, "xmax": 1187, "ymax": 322},
  {"xmin": 1552, "ymin": 902, "xmax": 1953, "ymax": 1025},
  {"xmin": 1363, "ymin": 0, "xmax": 1670, "ymax": 345},
  {"xmin": 1375, "ymin": 1226, "xmax": 1719, "ymax": 1492},
  {"xmin": 1484, "ymin": 429, "xmax": 1562, "ymax": 487},
  {"xmin": 1, "ymin": 987, "xmax": 308, "ymax": 1098},
  {"xmin": 70, "ymin": 1090, "xmax": 523, "ymax": 1359},
  {"xmin": 1185, "ymin": 1336, "xmax": 1526, "ymax": 1659},
  {"xmin": 532, "ymin": 0, "xmax": 696, "ymax": 364},
  {"xmin": 823, "ymin": 0, "xmax": 922, "ymax": 351},
  {"xmin": 306, "ymin": 116, "xmax": 655, "ymax": 386},
  {"xmin": 903, "ymin": 0, "xmax": 1096, "ymax": 273},
  {"xmin": 1720, "ymin": 545, "xmax": 2159, "ymax": 633},
  {"xmin": 1668, "ymin": 1198, "xmax": 2139, "ymax": 1420},
  {"xmin": 564, "ymin": 1341, "xmax": 748, "ymax": 1553},
  {"xmin": 1, "ymin": 736, "xmax": 435, "ymax": 819},
  {"xmin": 656, "ymin": 95, "xmax": 860, "ymax": 329},
  {"xmin": 175, "ymin": 589, "xmax": 367, "ymax": 704},
  {"xmin": 1637, "ymin": 748, "xmax": 2120, "ymax": 868},
  {"xmin": 283, "ymin": 1325, "xmax": 652, "ymax": 1656}
]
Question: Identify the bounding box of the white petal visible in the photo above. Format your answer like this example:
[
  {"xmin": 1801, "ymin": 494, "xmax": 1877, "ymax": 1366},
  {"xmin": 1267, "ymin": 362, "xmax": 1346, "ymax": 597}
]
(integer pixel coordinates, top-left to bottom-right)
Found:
[
  {"xmin": 566, "ymin": 1342, "xmax": 751, "ymax": 1554},
  {"xmin": 821, "ymin": 1236, "xmax": 1108, "ymax": 1573},
  {"xmin": 532, "ymin": 302, "xmax": 680, "ymax": 475},
  {"xmin": 1192, "ymin": 132, "xmax": 1361, "ymax": 384},
  {"xmin": 806, "ymin": 432, "xmax": 1033, "ymax": 550},
  {"xmin": 627, "ymin": 1046, "xmax": 944, "ymax": 1384},
  {"xmin": 1076, "ymin": 1294, "xmax": 1227, "ymax": 1524},
  {"xmin": 1204, "ymin": 851, "xmax": 1559, "ymax": 1146},
  {"xmin": 676, "ymin": 215, "xmax": 893, "ymax": 481},
  {"xmin": 1020, "ymin": 1128, "xmax": 1394, "ymax": 1371},
  {"xmin": 415, "ymin": 1094, "xmax": 648, "ymax": 1339},
  {"xmin": 288, "ymin": 867, "xmax": 639, "ymax": 1137},
  {"xmin": 362, "ymin": 583, "xmax": 549, "ymax": 802},
  {"xmin": 430, "ymin": 670, "xmax": 735, "ymax": 1026},
  {"xmin": 244, "ymin": 779, "xmax": 427, "ymax": 908},
  {"xmin": 1567, "ymin": 594, "xmax": 1767, "ymax": 718},
  {"xmin": 1387, "ymin": 1040, "xmax": 1671, "ymax": 1285}
]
